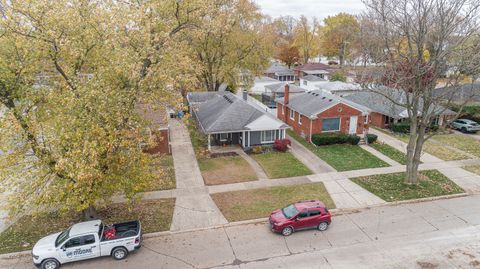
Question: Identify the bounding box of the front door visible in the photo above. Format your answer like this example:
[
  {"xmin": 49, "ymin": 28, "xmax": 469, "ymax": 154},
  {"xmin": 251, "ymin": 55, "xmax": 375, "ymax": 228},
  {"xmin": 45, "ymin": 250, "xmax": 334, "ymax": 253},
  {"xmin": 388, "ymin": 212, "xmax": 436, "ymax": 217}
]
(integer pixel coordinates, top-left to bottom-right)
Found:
[
  {"xmin": 349, "ymin": 116, "xmax": 358, "ymax": 134},
  {"xmin": 62, "ymin": 234, "xmax": 100, "ymax": 262}
]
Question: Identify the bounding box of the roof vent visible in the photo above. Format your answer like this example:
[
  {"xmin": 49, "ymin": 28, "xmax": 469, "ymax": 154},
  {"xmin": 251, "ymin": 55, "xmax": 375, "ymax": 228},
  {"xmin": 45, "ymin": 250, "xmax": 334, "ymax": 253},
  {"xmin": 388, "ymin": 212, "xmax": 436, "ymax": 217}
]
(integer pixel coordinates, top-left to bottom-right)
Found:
[
  {"xmin": 329, "ymin": 99, "xmax": 333, "ymax": 102},
  {"xmin": 223, "ymin": 95, "xmax": 234, "ymax": 104},
  {"xmin": 322, "ymin": 97, "xmax": 326, "ymax": 99}
]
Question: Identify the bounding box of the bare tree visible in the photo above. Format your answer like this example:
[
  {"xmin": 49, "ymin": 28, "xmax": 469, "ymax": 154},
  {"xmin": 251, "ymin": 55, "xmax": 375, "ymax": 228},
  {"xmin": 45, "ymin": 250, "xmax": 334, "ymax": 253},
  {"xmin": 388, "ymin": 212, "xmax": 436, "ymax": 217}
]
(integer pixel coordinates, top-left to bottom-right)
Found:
[{"xmin": 360, "ymin": 0, "xmax": 480, "ymax": 184}]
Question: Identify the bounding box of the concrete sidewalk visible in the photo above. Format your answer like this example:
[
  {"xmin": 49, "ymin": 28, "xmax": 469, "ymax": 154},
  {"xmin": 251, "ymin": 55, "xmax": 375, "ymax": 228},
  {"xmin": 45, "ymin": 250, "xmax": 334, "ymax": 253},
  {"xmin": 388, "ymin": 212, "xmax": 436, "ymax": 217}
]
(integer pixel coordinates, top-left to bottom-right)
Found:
[
  {"xmin": 287, "ymin": 134, "xmax": 335, "ymax": 173},
  {"xmin": 169, "ymin": 119, "xmax": 227, "ymax": 231}
]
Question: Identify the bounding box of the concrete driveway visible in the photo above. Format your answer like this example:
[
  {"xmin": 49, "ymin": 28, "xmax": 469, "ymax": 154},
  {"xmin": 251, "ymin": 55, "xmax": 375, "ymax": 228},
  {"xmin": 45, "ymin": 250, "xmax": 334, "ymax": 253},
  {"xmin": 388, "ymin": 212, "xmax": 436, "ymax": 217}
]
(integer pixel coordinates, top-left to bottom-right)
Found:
[{"xmin": 3, "ymin": 195, "xmax": 480, "ymax": 269}]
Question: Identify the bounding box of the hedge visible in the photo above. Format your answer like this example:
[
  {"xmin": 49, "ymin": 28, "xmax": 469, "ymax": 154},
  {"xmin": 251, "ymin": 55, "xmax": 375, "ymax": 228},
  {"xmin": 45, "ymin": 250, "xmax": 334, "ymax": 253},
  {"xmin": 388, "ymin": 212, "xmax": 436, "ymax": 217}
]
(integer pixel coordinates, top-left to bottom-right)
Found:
[
  {"xmin": 311, "ymin": 133, "xmax": 360, "ymax": 146},
  {"xmin": 366, "ymin": 134, "xmax": 378, "ymax": 144}
]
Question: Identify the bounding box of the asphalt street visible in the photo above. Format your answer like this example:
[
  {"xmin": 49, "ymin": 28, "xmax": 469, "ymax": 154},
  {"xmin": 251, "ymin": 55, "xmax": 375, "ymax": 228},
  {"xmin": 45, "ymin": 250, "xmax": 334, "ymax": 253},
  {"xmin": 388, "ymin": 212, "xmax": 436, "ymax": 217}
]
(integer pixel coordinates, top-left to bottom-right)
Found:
[{"xmin": 2, "ymin": 195, "xmax": 480, "ymax": 269}]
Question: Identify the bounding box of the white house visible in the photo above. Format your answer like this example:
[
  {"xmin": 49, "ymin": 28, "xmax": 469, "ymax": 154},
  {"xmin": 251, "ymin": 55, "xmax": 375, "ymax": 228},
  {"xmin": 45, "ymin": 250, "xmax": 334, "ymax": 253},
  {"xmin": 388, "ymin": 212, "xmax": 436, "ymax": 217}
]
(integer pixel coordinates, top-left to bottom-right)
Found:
[{"xmin": 299, "ymin": 75, "xmax": 329, "ymax": 91}]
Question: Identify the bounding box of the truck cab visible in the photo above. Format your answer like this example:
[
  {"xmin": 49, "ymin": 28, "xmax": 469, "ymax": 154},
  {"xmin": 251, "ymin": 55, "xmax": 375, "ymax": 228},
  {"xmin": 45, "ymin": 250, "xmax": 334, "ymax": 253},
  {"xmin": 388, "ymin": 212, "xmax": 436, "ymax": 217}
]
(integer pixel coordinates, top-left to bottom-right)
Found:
[{"xmin": 32, "ymin": 220, "xmax": 141, "ymax": 269}]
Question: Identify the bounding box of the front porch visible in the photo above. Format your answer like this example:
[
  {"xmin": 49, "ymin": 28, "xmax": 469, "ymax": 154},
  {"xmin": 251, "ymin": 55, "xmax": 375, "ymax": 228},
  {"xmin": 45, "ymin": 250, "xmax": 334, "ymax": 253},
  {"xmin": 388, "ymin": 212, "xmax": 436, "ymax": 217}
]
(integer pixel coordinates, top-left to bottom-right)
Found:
[{"xmin": 206, "ymin": 129, "xmax": 287, "ymax": 151}]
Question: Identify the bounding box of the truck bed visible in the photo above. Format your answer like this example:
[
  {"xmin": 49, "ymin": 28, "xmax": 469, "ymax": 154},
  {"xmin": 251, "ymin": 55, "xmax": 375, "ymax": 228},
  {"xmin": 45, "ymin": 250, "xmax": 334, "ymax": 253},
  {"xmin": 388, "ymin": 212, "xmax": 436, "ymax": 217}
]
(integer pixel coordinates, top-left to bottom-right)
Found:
[{"xmin": 101, "ymin": 220, "xmax": 140, "ymax": 241}]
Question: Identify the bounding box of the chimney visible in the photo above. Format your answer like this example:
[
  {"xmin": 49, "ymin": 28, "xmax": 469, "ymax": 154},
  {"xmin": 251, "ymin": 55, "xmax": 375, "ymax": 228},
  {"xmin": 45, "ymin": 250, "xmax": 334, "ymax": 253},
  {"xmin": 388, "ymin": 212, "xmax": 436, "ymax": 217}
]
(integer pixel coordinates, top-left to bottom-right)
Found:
[
  {"xmin": 242, "ymin": 90, "xmax": 248, "ymax": 101},
  {"xmin": 284, "ymin": 84, "xmax": 290, "ymax": 105}
]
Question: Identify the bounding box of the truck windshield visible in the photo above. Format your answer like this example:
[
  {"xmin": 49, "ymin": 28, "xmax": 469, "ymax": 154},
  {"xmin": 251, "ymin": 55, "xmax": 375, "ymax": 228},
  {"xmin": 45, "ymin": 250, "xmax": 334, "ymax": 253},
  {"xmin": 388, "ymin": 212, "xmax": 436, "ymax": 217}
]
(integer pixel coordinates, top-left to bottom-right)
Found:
[
  {"xmin": 55, "ymin": 228, "xmax": 71, "ymax": 247},
  {"xmin": 282, "ymin": 204, "xmax": 299, "ymax": 219}
]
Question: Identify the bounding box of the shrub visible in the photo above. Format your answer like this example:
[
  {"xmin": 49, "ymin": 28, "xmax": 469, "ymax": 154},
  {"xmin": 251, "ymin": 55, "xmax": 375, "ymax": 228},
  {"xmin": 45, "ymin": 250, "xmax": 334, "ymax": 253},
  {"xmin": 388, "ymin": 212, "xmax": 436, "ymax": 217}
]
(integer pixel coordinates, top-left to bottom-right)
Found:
[
  {"xmin": 366, "ymin": 134, "xmax": 378, "ymax": 144},
  {"xmin": 273, "ymin": 139, "xmax": 291, "ymax": 152},
  {"xmin": 330, "ymin": 72, "xmax": 347, "ymax": 82},
  {"xmin": 346, "ymin": 135, "xmax": 361, "ymax": 145},
  {"xmin": 252, "ymin": 146, "xmax": 264, "ymax": 154},
  {"xmin": 311, "ymin": 133, "xmax": 360, "ymax": 146},
  {"xmin": 391, "ymin": 123, "xmax": 410, "ymax": 133}
]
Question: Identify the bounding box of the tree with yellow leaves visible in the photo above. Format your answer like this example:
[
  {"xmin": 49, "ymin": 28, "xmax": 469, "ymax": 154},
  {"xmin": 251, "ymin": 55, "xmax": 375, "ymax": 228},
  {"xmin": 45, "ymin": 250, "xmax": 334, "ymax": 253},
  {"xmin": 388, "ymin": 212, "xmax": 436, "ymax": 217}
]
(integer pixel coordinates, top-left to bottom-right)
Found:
[
  {"xmin": 0, "ymin": 0, "xmax": 202, "ymax": 219},
  {"xmin": 321, "ymin": 13, "xmax": 359, "ymax": 65}
]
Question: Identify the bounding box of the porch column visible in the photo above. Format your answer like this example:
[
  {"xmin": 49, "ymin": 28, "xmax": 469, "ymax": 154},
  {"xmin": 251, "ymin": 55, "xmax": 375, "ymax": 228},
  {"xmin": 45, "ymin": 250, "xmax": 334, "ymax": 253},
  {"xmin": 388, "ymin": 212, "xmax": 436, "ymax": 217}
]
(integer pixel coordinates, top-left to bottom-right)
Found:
[
  {"xmin": 208, "ymin": 134, "xmax": 211, "ymax": 151},
  {"xmin": 242, "ymin": 131, "xmax": 246, "ymax": 148},
  {"xmin": 248, "ymin": 131, "xmax": 251, "ymax": 147}
]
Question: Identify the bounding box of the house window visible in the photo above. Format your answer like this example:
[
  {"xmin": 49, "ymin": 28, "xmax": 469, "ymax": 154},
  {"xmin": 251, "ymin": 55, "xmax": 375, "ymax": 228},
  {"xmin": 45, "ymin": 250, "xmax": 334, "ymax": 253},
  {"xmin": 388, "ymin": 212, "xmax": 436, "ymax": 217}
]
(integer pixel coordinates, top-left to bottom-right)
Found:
[
  {"xmin": 303, "ymin": 80, "xmax": 307, "ymax": 85},
  {"xmin": 261, "ymin": 130, "xmax": 275, "ymax": 143},
  {"xmin": 281, "ymin": 104, "xmax": 284, "ymax": 115},
  {"xmin": 290, "ymin": 110, "xmax": 295, "ymax": 120},
  {"xmin": 298, "ymin": 114, "xmax": 302, "ymax": 125},
  {"xmin": 219, "ymin": 133, "xmax": 228, "ymax": 141},
  {"xmin": 364, "ymin": 115, "xmax": 369, "ymax": 124},
  {"xmin": 322, "ymin": 118, "xmax": 340, "ymax": 132}
]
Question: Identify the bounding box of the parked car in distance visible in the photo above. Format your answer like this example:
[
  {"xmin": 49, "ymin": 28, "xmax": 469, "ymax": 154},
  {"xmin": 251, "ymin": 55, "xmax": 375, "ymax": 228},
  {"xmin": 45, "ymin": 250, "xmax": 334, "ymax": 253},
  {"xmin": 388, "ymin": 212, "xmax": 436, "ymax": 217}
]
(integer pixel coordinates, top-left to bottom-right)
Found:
[
  {"xmin": 451, "ymin": 119, "xmax": 480, "ymax": 133},
  {"xmin": 269, "ymin": 200, "xmax": 332, "ymax": 236},
  {"xmin": 32, "ymin": 220, "xmax": 142, "ymax": 269}
]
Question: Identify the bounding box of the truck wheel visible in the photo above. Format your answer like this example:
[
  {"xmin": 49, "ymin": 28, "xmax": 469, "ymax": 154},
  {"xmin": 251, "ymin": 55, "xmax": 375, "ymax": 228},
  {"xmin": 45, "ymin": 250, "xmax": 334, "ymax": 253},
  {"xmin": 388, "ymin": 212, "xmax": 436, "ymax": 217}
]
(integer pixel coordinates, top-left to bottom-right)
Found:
[
  {"xmin": 112, "ymin": 247, "xmax": 128, "ymax": 260},
  {"xmin": 41, "ymin": 259, "xmax": 60, "ymax": 269}
]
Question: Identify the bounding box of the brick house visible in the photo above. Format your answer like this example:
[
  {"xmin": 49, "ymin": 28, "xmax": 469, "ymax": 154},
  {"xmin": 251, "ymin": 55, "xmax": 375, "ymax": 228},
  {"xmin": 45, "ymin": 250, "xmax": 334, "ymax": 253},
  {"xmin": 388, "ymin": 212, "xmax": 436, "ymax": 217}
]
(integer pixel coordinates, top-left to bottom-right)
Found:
[
  {"xmin": 344, "ymin": 91, "xmax": 457, "ymax": 129},
  {"xmin": 136, "ymin": 104, "xmax": 171, "ymax": 154},
  {"xmin": 293, "ymin": 63, "xmax": 331, "ymax": 80},
  {"xmin": 276, "ymin": 85, "xmax": 370, "ymax": 141}
]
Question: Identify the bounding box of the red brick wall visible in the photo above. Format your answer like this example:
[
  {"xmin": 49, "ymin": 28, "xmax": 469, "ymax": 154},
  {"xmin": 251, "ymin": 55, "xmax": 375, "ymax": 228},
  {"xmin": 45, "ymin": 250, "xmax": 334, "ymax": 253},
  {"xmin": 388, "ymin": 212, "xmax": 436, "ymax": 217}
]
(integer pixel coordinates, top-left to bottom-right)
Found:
[
  {"xmin": 144, "ymin": 128, "xmax": 171, "ymax": 154},
  {"xmin": 278, "ymin": 102, "xmax": 366, "ymax": 141},
  {"xmin": 369, "ymin": 112, "xmax": 386, "ymax": 129}
]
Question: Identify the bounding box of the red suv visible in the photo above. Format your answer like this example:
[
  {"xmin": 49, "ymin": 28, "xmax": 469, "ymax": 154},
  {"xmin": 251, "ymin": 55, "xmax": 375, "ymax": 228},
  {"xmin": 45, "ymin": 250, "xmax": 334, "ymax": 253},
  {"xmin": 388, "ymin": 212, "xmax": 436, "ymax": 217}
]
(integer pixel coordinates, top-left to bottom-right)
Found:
[{"xmin": 269, "ymin": 200, "xmax": 331, "ymax": 236}]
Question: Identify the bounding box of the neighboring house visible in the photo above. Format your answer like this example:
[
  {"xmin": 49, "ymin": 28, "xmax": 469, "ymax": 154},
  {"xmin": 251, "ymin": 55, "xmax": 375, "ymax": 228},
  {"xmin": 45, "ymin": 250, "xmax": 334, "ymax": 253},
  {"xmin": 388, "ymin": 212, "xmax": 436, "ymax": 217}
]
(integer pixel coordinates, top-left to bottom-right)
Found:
[
  {"xmin": 434, "ymin": 83, "xmax": 480, "ymax": 103},
  {"xmin": 344, "ymin": 91, "xmax": 456, "ymax": 129},
  {"xmin": 187, "ymin": 91, "xmax": 289, "ymax": 150},
  {"xmin": 299, "ymin": 75, "xmax": 328, "ymax": 91},
  {"xmin": 249, "ymin": 76, "xmax": 280, "ymax": 94},
  {"xmin": 316, "ymin": 81, "xmax": 362, "ymax": 96},
  {"xmin": 136, "ymin": 104, "xmax": 171, "ymax": 154},
  {"xmin": 293, "ymin": 63, "xmax": 331, "ymax": 80},
  {"xmin": 276, "ymin": 86, "xmax": 370, "ymax": 141},
  {"xmin": 262, "ymin": 83, "xmax": 307, "ymax": 108},
  {"xmin": 265, "ymin": 62, "xmax": 296, "ymax": 82}
]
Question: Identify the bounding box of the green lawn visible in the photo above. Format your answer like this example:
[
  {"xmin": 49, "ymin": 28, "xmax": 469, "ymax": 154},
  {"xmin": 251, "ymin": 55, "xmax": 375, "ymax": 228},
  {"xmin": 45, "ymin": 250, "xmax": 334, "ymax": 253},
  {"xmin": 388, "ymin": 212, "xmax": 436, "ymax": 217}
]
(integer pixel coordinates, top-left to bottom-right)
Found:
[
  {"xmin": 431, "ymin": 134, "xmax": 480, "ymax": 158},
  {"xmin": 0, "ymin": 198, "xmax": 175, "ymax": 254},
  {"xmin": 351, "ymin": 170, "xmax": 464, "ymax": 202},
  {"xmin": 211, "ymin": 183, "xmax": 335, "ymax": 222},
  {"xmin": 251, "ymin": 151, "xmax": 312, "ymax": 178},
  {"xmin": 370, "ymin": 142, "xmax": 407, "ymax": 165},
  {"xmin": 380, "ymin": 130, "xmax": 469, "ymax": 161},
  {"xmin": 464, "ymin": 165, "xmax": 480, "ymax": 176},
  {"xmin": 287, "ymin": 130, "xmax": 389, "ymax": 171},
  {"xmin": 140, "ymin": 155, "xmax": 176, "ymax": 192},
  {"xmin": 198, "ymin": 156, "xmax": 258, "ymax": 185}
]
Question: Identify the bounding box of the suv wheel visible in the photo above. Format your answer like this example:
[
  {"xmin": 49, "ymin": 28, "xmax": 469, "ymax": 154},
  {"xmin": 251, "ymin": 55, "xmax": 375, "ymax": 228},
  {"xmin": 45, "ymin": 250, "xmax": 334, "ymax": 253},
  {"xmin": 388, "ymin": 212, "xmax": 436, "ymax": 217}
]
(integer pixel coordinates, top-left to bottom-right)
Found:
[
  {"xmin": 281, "ymin": 227, "xmax": 293, "ymax": 236},
  {"xmin": 317, "ymin": 222, "xmax": 329, "ymax": 231},
  {"xmin": 112, "ymin": 247, "xmax": 128, "ymax": 260},
  {"xmin": 461, "ymin": 127, "xmax": 468, "ymax": 133},
  {"xmin": 41, "ymin": 259, "xmax": 60, "ymax": 269}
]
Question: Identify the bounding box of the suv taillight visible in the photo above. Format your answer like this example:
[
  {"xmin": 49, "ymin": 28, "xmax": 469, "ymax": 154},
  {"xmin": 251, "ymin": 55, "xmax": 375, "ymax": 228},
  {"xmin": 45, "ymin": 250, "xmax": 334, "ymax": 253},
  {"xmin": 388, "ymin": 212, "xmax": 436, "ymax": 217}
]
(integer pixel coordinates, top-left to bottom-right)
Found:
[{"xmin": 135, "ymin": 236, "xmax": 140, "ymax": 244}]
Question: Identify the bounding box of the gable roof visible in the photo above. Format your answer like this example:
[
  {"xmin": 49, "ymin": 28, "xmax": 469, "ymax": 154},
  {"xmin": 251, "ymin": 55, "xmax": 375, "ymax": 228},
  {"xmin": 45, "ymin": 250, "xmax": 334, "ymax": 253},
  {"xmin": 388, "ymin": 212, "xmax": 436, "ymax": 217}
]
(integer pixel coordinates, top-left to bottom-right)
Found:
[
  {"xmin": 316, "ymin": 81, "xmax": 361, "ymax": 92},
  {"xmin": 277, "ymin": 89, "xmax": 370, "ymax": 118},
  {"xmin": 187, "ymin": 92, "xmax": 288, "ymax": 133},
  {"xmin": 265, "ymin": 83, "xmax": 307, "ymax": 94},
  {"xmin": 302, "ymin": 75, "xmax": 327, "ymax": 82},
  {"xmin": 265, "ymin": 62, "xmax": 294, "ymax": 76},
  {"xmin": 294, "ymin": 63, "xmax": 330, "ymax": 72},
  {"xmin": 254, "ymin": 76, "xmax": 279, "ymax": 83},
  {"xmin": 344, "ymin": 90, "xmax": 456, "ymax": 119}
]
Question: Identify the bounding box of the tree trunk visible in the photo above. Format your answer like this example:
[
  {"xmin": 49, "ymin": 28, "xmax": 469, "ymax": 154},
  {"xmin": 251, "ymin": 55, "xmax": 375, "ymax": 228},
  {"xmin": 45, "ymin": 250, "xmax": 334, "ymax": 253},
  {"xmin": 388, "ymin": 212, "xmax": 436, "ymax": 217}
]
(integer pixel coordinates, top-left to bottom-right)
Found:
[
  {"xmin": 83, "ymin": 205, "xmax": 98, "ymax": 220},
  {"xmin": 405, "ymin": 118, "xmax": 419, "ymax": 184}
]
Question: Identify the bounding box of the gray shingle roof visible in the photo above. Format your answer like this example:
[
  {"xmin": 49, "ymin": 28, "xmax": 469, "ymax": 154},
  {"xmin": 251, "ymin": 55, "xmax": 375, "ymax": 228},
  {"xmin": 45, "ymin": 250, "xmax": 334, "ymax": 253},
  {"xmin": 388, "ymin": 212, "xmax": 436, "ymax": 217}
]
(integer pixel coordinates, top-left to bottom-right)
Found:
[
  {"xmin": 265, "ymin": 62, "xmax": 294, "ymax": 75},
  {"xmin": 254, "ymin": 76, "xmax": 279, "ymax": 83},
  {"xmin": 434, "ymin": 83, "xmax": 480, "ymax": 102},
  {"xmin": 302, "ymin": 75, "xmax": 327, "ymax": 82},
  {"xmin": 277, "ymin": 90, "xmax": 370, "ymax": 118},
  {"xmin": 265, "ymin": 83, "xmax": 307, "ymax": 93},
  {"xmin": 344, "ymin": 90, "xmax": 456, "ymax": 119},
  {"xmin": 187, "ymin": 92, "xmax": 288, "ymax": 133}
]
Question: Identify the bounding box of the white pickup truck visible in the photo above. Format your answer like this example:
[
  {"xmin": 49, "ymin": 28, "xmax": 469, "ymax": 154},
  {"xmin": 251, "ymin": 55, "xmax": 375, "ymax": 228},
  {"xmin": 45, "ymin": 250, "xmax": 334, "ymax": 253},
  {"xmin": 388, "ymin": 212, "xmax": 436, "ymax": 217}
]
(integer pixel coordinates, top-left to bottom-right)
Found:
[{"xmin": 32, "ymin": 219, "xmax": 142, "ymax": 269}]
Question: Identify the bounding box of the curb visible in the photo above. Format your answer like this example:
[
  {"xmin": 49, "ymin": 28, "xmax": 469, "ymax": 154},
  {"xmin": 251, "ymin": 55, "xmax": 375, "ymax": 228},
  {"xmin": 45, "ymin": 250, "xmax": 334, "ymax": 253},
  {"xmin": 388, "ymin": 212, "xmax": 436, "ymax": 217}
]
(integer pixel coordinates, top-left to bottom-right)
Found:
[{"xmin": 0, "ymin": 192, "xmax": 471, "ymax": 259}]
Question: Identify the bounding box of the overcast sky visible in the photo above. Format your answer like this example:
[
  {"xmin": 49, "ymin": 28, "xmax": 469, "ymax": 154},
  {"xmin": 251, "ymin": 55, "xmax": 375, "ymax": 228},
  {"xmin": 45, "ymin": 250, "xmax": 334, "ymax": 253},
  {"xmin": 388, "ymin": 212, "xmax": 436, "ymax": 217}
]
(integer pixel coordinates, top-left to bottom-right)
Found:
[{"xmin": 254, "ymin": 0, "xmax": 366, "ymax": 22}]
